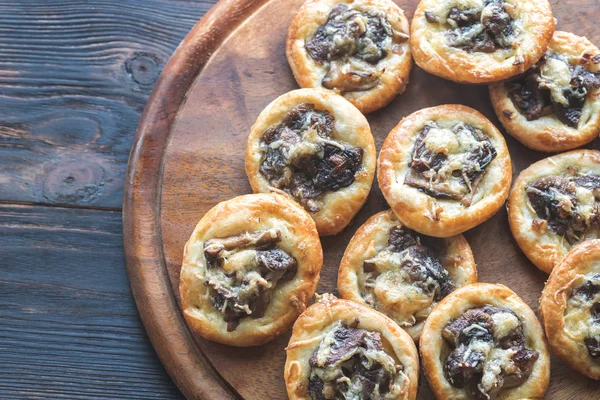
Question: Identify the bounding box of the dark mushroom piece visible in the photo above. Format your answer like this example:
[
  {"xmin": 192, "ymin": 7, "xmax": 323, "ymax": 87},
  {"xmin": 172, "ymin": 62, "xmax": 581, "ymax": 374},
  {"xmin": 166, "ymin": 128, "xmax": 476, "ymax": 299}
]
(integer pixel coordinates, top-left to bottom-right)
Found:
[
  {"xmin": 204, "ymin": 228, "xmax": 281, "ymax": 261},
  {"xmin": 322, "ymin": 63, "xmax": 379, "ymax": 92}
]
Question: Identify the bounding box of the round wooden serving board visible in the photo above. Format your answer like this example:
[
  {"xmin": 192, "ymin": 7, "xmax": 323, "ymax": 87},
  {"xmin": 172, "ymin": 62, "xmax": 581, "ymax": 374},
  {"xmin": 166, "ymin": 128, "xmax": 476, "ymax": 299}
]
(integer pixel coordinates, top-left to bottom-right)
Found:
[{"xmin": 123, "ymin": 0, "xmax": 600, "ymax": 398}]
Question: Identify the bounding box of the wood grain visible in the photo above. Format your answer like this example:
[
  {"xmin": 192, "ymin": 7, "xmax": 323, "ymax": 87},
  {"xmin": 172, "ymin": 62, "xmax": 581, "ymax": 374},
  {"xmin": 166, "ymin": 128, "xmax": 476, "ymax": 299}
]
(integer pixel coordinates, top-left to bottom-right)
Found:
[
  {"xmin": 125, "ymin": 0, "xmax": 600, "ymax": 399},
  {"xmin": 0, "ymin": 1, "xmax": 221, "ymax": 398},
  {"xmin": 0, "ymin": 204, "xmax": 183, "ymax": 399},
  {"xmin": 0, "ymin": 0, "xmax": 214, "ymax": 210}
]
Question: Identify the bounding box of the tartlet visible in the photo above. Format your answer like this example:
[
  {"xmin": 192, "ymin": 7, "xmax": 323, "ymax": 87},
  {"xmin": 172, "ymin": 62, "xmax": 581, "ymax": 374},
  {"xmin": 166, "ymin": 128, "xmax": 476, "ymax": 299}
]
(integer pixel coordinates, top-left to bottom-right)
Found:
[
  {"xmin": 337, "ymin": 209, "xmax": 477, "ymax": 341},
  {"xmin": 410, "ymin": 0, "xmax": 555, "ymax": 83},
  {"xmin": 245, "ymin": 88, "xmax": 376, "ymax": 236},
  {"xmin": 179, "ymin": 193, "xmax": 323, "ymax": 346},
  {"xmin": 539, "ymin": 240, "xmax": 600, "ymax": 380},
  {"xmin": 490, "ymin": 31, "xmax": 600, "ymax": 152},
  {"xmin": 286, "ymin": 0, "xmax": 412, "ymax": 113},
  {"xmin": 284, "ymin": 294, "xmax": 419, "ymax": 400},
  {"xmin": 378, "ymin": 104, "xmax": 512, "ymax": 237},
  {"xmin": 508, "ymin": 150, "xmax": 600, "ymax": 273},
  {"xmin": 420, "ymin": 283, "xmax": 550, "ymax": 400}
]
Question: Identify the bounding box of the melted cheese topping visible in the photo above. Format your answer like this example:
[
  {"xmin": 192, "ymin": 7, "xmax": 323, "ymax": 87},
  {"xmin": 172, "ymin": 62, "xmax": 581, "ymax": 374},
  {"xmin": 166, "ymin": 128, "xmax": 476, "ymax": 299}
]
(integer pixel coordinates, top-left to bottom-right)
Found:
[
  {"xmin": 221, "ymin": 249, "xmax": 257, "ymax": 275},
  {"xmin": 540, "ymin": 57, "xmax": 573, "ymax": 106},
  {"xmin": 424, "ymin": 127, "xmax": 461, "ymax": 154},
  {"xmin": 576, "ymin": 186, "xmax": 596, "ymax": 225},
  {"xmin": 427, "ymin": 0, "xmax": 485, "ymax": 22},
  {"xmin": 364, "ymin": 245, "xmax": 447, "ymax": 326},
  {"xmin": 363, "ymin": 250, "xmax": 437, "ymax": 327},
  {"xmin": 373, "ymin": 270, "xmax": 435, "ymax": 326},
  {"xmin": 421, "ymin": 123, "xmax": 486, "ymax": 195},
  {"xmin": 314, "ymin": 327, "xmax": 339, "ymax": 367},
  {"xmin": 479, "ymin": 347, "xmax": 518, "ymax": 394},
  {"xmin": 491, "ymin": 311, "xmax": 520, "ymax": 340},
  {"xmin": 268, "ymin": 128, "xmax": 324, "ymax": 160}
]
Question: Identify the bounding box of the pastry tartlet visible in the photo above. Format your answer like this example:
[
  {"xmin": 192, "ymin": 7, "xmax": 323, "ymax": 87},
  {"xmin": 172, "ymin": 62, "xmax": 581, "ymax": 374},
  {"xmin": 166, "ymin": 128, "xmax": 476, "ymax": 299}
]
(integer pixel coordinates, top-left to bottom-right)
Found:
[
  {"xmin": 378, "ymin": 104, "xmax": 512, "ymax": 237},
  {"xmin": 284, "ymin": 294, "xmax": 419, "ymax": 400},
  {"xmin": 410, "ymin": 0, "xmax": 555, "ymax": 83},
  {"xmin": 508, "ymin": 150, "xmax": 600, "ymax": 273},
  {"xmin": 490, "ymin": 31, "xmax": 600, "ymax": 152},
  {"xmin": 179, "ymin": 193, "xmax": 323, "ymax": 347},
  {"xmin": 337, "ymin": 209, "xmax": 477, "ymax": 341},
  {"xmin": 539, "ymin": 240, "xmax": 600, "ymax": 380},
  {"xmin": 420, "ymin": 283, "xmax": 550, "ymax": 400},
  {"xmin": 286, "ymin": 0, "xmax": 412, "ymax": 113},
  {"xmin": 245, "ymin": 88, "xmax": 376, "ymax": 236}
]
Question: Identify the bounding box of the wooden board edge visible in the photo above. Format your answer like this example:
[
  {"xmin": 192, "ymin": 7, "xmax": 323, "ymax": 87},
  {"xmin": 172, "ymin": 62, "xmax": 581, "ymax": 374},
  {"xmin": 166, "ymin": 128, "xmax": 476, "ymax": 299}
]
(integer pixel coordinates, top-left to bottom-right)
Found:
[{"xmin": 122, "ymin": 0, "xmax": 272, "ymax": 399}]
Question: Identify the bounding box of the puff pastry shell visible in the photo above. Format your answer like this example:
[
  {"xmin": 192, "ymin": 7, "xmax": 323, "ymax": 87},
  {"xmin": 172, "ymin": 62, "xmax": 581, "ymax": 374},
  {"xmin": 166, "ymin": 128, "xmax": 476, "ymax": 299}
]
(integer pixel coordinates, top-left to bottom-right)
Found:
[
  {"xmin": 490, "ymin": 31, "xmax": 600, "ymax": 152},
  {"xmin": 245, "ymin": 88, "xmax": 376, "ymax": 236},
  {"xmin": 539, "ymin": 240, "xmax": 600, "ymax": 380},
  {"xmin": 508, "ymin": 150, "xmax": 600, "ymax": 274},
  {"xmin": 420, "ymin": 283, "xmax": 550, "ymax": 400},
  {"xmin": 410, "ymin": 0, "xmax": 555, "ymax": 83},
  {"xmin": 286, "ymin": 0, "xmax": 412, "ymax": 113},
  {"xmin": 284, "ymin": 294, "xmax": 419, "ymax": 400},
  {"xmin": 179, "ymin": 193, "xmax": 323, "ymax": 347},
  {"xmin": 378, "ymin": 104, "xmax": 512, "ymax": 238},
  {"xmin": 337, "ymin": 209, "xmax": 477, "ymax": 341}
]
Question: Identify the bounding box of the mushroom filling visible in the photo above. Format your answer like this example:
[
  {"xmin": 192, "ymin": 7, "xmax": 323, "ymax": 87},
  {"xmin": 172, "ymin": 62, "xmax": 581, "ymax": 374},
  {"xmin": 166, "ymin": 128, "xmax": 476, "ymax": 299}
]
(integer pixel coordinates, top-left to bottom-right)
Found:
[
  {"xmin": 526, "ymin": 170, "xmax": 600, "ymax": 244},
  {"xmin": 259, "ymin": 103, "xmax": 364, "ymax": 213},
  {"xmin": 508, "ymin": 53, "xmax": 600, "ymax": 127},
  {"xmin": 443, "ymin": 306, "xmax": 539, "ymax": 400},
  {"xmin": 425, "ymin": 0, "xmax": 515, "ymax": 53},
  {"xmin": 405, "ymin": 121, "xmax": 497, "ymax": 206},
  {"xmin": 361, "ymin": 226, "xmax": 455, "ymax": 328},
  {"xmin": 565, "ymin": 273, "xmax": 600, "ymax": 358},
  {"xmin": 305, "ymin": 4, "xmax": 409, "ymax": 92},
  {"xmin": 308, "ymin": 320, "xmax": 405, "ymax": 400},
  {"xmin": 203, "ymin": 229, "xmax": 297, "ymax": 332}
]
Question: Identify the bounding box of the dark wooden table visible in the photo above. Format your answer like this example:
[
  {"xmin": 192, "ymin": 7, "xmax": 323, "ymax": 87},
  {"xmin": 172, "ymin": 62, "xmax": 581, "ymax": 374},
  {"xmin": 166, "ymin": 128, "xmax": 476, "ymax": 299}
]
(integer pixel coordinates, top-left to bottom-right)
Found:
[{"xmin": 0, "ymin": 1, "xmax": 217, "ymax": 398}]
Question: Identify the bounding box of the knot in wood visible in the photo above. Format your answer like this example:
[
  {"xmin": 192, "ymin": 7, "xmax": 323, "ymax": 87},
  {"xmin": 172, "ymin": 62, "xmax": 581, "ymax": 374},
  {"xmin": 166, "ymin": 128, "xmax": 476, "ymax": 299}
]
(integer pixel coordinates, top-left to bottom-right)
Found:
[
  {"xmin": 43, "ymin": 160, "xmax": 106, "ymax": 205},
  {"xmin": 126, "ymin": 53, "xmax": 161, "ymax": 87}
]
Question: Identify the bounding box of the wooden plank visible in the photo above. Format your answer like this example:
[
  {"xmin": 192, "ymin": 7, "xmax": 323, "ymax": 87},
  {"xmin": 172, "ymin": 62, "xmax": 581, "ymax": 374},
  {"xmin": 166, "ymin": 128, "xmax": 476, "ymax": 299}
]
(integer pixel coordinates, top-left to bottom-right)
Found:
[
  {"xmin": 0, "ymin": 0, "xmax": 217, "ymax": 209},
  {"xmin": 0, "ymin": 203, "xmax": 183, "ymax": 399}
]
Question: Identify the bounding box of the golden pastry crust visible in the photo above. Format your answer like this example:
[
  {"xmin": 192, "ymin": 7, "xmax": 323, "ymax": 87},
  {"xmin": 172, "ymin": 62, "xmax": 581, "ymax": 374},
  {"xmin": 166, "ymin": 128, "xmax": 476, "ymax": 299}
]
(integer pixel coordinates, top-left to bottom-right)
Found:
[
  {"xmin": 245, "ymin": 88, "xmax": 376, "ymax": 236},
  {"xmin": 378, "ymin": 104, "xmax": 512, "ymax": 238},
  {"xmin": 420, "ymin": 283, "xmax": 551, "ymax": 400},
  {"xmin": 179, "ymin": 193, "xmax": 323, "ymax": 347},
  {"xmin": 410, "ymin": 0, "xmax": 555, "ymax": 83},
  {"xmin": 337, "ymin": 209, "xmax": 477, "ymax": 341},
  {"xmin": 286, "ymin": 0, "xmax": 412, "ymax": 113},
  {"xmin": 284, "ymin": 294, "xmax": 419, "ymax": 400},
  {"xmin": 507, "ymin": 150, "xmax": 600, "ymax": 274},
  {"xmin": 539, "ymin": 240, "xmax": 600, "ymax": 380},
  {"xmin": 490, "ymin": 31, "xmax": 600, "ymax": 152}
]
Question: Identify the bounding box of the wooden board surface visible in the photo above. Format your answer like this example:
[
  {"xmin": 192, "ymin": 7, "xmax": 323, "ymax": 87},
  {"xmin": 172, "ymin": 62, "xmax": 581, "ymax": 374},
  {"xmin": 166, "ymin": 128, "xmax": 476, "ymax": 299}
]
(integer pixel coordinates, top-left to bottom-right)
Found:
[
  {"xmin": 0, "ymin": 1, "xmax": 220, "ymax": 398},
  {"xmin": 0, "ymin": 204, "xmax": 184, "ymax": 399},
  {"xmin": 0, "ymin": 0, "xmax": 213, "ymax": 209},
  {"xmin": 124, "ymin": 0, "xmax": 600, "ymax": 398}
]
